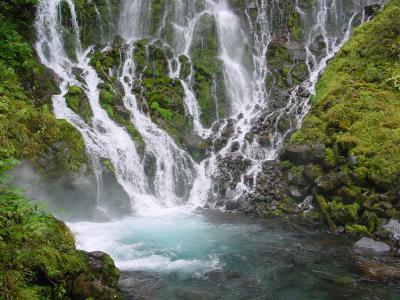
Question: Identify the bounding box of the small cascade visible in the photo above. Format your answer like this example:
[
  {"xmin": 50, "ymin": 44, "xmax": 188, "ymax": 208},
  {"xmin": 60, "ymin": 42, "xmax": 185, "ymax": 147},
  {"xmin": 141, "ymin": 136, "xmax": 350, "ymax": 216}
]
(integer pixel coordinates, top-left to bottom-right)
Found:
[{"xmin": 118, "ymin": 45, "xmax": 196, "ymax": 212}]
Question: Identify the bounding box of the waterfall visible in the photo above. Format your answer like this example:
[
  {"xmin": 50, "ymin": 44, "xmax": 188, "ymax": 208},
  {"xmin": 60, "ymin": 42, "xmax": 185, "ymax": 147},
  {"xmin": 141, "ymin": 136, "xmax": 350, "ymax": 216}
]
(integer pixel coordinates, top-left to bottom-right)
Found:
[
  {"xmin": 35, "ymin": 0, "xmax": 196, "ymax": 216},
  {"xmin": 35, "ymin": 0, "xmax": 384, "ymax": 214}
]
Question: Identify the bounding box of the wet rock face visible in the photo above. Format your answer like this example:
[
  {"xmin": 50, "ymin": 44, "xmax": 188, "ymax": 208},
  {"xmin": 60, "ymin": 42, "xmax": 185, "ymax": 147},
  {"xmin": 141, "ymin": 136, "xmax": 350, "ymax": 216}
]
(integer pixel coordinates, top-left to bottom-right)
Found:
[
  {"xmin": 11, "ymin": 161, "xmax": 131, "ymax": 222},
  {"xmin": 383, "ymin": 219, "xmax": 400, "ymax": 240},
  {"xmin": 210, "ymin": 152, "xmax": 299, "ymax": 217},
  {"xmin": 237, "ymin": 161, "xmax": 290, "ymax": 215},
  {"xmin": 211, "ymin": 153, "xmax": 252, "ymax": 201}
]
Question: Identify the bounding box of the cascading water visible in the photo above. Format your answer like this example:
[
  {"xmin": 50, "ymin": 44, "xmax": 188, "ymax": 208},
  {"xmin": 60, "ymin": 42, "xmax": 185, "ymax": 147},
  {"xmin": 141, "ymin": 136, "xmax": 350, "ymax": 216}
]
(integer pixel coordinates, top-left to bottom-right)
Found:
[
  {"xmin": 34, "ymin": 0, "xmax": 386, "ymax": 287},
  {"xmin": 36, "ymin": 0, "xmax": 385, "ymax": 209},
  {"xmin": 196, "ymin": 0, "xmax": 386, "ymax": 204},
  {"xmin": 35, "ymin": 0, "xmax": 199, "ymax": 216}
]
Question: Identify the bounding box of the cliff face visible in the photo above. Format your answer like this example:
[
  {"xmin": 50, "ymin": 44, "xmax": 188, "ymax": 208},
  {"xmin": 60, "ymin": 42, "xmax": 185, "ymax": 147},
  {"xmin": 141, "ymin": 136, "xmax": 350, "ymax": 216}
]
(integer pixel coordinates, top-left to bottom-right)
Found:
[{"xmin": 280, "ymin": 0, "xmax": 400, "ymax": 234}]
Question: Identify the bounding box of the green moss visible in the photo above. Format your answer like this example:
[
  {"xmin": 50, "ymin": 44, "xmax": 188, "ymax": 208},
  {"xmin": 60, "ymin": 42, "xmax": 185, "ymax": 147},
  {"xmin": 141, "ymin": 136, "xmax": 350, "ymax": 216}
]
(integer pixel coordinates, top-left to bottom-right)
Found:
[
  {"xmin": 361, "ymin": 210, "xmax": 379, "ymax": 232},
  {"xmin": 285, "ymin": 1, "xmax": 400, "ymax": 231},
  {"xmin": 344, "ymin": 224, "xmax": 369, "ymax": 234},
  {"xmin": 292, "ymin": 0, "xmax": 400, "ymax": 188},
  {"xmin": 0, "ymin": 2, "xmax": 86, "ymax": 174},
  {"xmin": 190, "ymin": 14, "xmax": 227, "ymax": 126},
  {"xmin": 0, "ymin": 62, "xmax": 85, "ymax": 173},
  {"xmin": 315, "ymin": 194, "xmax": 336, "ymax": 230},
  {"xmin": 102, "ymin": 158, "xmax": 115, "ymax": 174},
  {"xmin": 132, "ymin": 39, "xmax": 193, "ymax": 144},
  {"xmin": 65, "ymin": 85, "xmax": 93, "ymax": 123}
]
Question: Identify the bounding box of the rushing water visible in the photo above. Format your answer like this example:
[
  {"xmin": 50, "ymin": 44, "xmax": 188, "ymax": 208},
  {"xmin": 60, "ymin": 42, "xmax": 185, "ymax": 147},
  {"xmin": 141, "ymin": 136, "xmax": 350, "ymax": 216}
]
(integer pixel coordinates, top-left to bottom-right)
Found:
[
  {"xmin": 69, "ymin": 210, "xmax": 400, "ymax": 300},
  {"xmin": 35, "ymin": 0, "xmax": 384, "ymax": 210},
  {"xmin": 33, "ymin": 1, "xmax": 394, "ymax": 298}
]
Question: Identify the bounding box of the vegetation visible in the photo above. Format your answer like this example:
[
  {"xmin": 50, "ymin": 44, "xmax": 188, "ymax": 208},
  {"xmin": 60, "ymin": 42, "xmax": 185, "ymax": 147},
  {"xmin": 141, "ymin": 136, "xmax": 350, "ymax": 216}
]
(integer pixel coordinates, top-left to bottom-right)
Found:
[
  {"xmin": 0, "ymin": 151, "xmax": 120, "ymax": 299},
  {"xmin": 283, "ymin": 0, "xmax": 400, "ymax": 233},
  {"xmin": 191, "ymin": 14, "xmax": 228, "ymax": 126},
  {"xmin": 0, "ymin": 1, "xmax": 86, "ymax": 174}
]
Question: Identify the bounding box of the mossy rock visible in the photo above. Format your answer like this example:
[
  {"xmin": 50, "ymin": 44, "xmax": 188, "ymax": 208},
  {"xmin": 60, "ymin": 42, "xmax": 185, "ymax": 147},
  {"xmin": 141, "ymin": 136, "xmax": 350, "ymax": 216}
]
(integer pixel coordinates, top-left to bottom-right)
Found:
[
  {"xmin": 65, "ymin": 85, "xmax": 93, "ymax": 123},
  {"xmin": 329, "ymin": 200, "xmax": 359, "ymax": 225},
  {"xmin": 344, "ymin": 224, "xmax": 369, "ymax": 235}
]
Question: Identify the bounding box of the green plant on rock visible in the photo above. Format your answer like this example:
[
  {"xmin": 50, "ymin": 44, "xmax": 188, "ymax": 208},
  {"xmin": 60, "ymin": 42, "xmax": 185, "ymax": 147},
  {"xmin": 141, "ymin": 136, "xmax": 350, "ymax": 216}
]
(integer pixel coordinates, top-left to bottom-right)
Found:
[{"xmin": 65, "ymin": 85, "xmax": 93, "ymax": 123}]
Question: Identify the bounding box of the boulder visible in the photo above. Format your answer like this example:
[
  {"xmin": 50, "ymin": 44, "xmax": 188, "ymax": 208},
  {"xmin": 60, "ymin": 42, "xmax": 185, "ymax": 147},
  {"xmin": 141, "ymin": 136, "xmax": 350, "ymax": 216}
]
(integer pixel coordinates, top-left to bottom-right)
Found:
[
  {"xmin": 280, "ymin": 144, "xmax": 313, "ymax": 165},
  {"xmin": 353, "ymin": 238, "xmax": 390, "ymax": 256},
  {"xmin": 225, "ymin": 199, "xmax": 239, "ymax": 211},
  {"xmin": 361, "ymin": 211, "xmax": 378, "ymax": 232}
]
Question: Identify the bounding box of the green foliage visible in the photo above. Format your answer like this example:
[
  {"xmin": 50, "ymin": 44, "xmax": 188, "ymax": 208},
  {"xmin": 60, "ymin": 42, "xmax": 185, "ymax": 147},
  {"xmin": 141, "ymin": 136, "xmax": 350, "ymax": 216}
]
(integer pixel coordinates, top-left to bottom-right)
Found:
[
  {"xmin": 0, "ymin": 151, "xmax": 83, "ymax": 299},
  {"xmin": 0, "ymin": 150, "xmax": 121, "ymax": 299},
  {"xmin": 291, "ymin": 0, "xmax": 400, "ymax": 189},
  {"xmin": 0, "ymin": 1, "xmax": 86, "ymax": 174},
  {"xmin": 0, "ymin": 61, "xmax": 85, "ymax": 173},
  {"xmin": 287, "ymin": 0, "xmax": 400, "ymax": 232},
  {"xmin": 65, "ymin": 85, "xmax": 93, "ymax": 123}
]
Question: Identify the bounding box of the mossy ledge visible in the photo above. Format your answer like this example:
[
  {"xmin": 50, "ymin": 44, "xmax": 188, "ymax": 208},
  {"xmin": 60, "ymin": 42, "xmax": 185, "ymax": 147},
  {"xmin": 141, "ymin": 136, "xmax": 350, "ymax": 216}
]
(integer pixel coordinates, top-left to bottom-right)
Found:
[{"xmin": 280, "ymin": 0, "xmax": 400, "ymax": 235}]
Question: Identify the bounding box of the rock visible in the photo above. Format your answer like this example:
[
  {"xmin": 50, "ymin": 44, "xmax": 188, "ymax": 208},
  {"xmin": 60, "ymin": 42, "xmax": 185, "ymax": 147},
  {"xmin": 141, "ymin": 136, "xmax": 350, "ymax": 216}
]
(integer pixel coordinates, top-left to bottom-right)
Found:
[
  {"xmin": 329, "ymin": 202, "xmax": 359, "ymax": 225},
  {"xmin": 335, "ymin": 225, "xmax": 345, "ymax": 234},
  {"xmin": 225, "ymin": 200, "xmax": 239, "ymax": 211},
  {"xmin": 316, "ymin": 173, "xmax": 341, "ymax": 192},
  {"xmin": 289, "ymin": 187, "xmax": 303, "ymax": 200},
  {"xmin": 280, "ymin": 144, "xmax": 313, "ymax": 165},
  {"xmin": 364, "ymin": 4, "xmax": 383, "ymax": 18},
  {"xmin": 303, "ymin": 164, "xmax": 323, "ymax": 181},
  {"xmin": 354, "ymin": 238, "xmax": 390, "ymax": 256},
  {"xmin": 230, "ymin": 141, "xmax": 240, "ymax": 152},
  {"xmin": 348, "ymin": 154, "xmax": 358, "ymax": 168},
  {"xmin": 72, "ymin": 273, "xmax": 121, "ymax": 300},
  {"xmin": 361, "ymin": 211, "xmax": 378, "ymax": 232},
  {"xmin": 383, "ymin": 219, "xmax": 400, "ymax": 240},
  {"xmin": 356, "ymin": 258, "xmax": 400, "ymax": 283}
]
